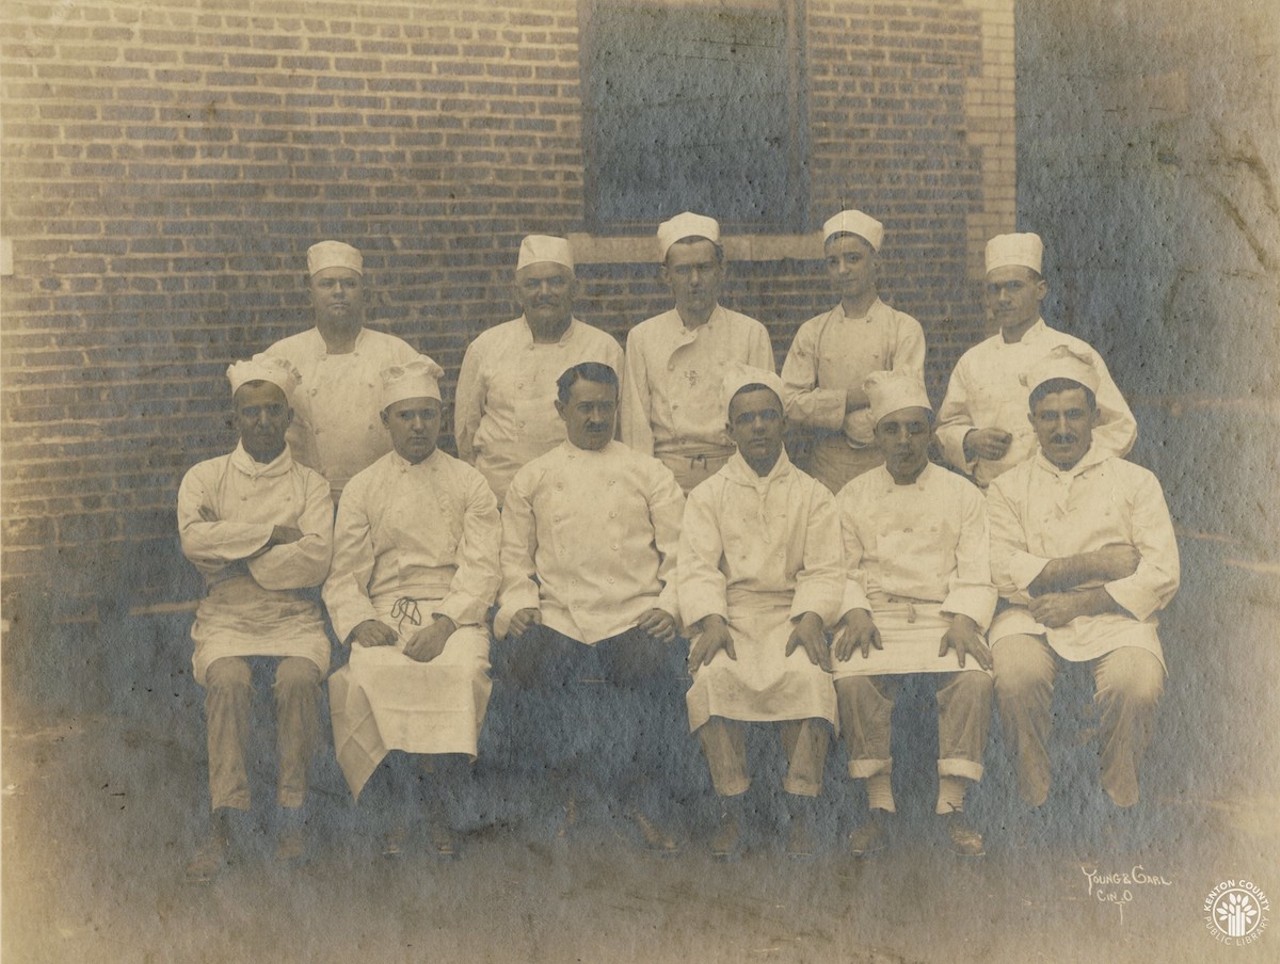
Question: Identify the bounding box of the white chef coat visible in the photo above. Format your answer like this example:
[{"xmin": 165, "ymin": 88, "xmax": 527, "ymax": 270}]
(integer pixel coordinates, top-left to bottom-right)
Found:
[
  {"xmin": 323, "ymin": 448, "xmax": 501, "ymax": 798},
  {"xmin": 454, "ymin": 316, "xmax": 624, "ymax": 504},
  {"xmin": 935, "ymin": 319, "xmax": 1137, "ymax": 487},
  {"xmin": 679, "ymin": 451, "xmax": 842, "ymax": 732},
  {"xmin": 621, "ymin": 306, "xmax": 775, "ymax": 459},
  {"xmin": 265, "ymin": 326, "xmax": 418, "ymax": 499},
  {"xmin": 986, "ymin": 445, "xmax": 1180, "ymax": 667},
  {"xmin": 494, "ymin": 440, "xmax": 685, "ymax": 644},
  {"xmin": 178, "ymin": 443, "xmax": 334, "ymax": 686},
  {"xmin": 834, "ymin": 463, "xmax": 996, "ymax": 678},
  {"xmin": 781, "ymin": 299, "xmax": 926, "ymax": 446}
]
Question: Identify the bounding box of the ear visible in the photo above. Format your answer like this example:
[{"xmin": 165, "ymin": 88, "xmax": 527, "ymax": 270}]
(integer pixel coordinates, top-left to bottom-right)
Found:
[
  {"xmin": 554, "ymin": 398, "xmax": 568, "ymax": 422},
  {"xmin": 1089, "ymin": 405, "xmax": 1102, "ymax": 429},
  {"xmin": 286, "ymin": 406, "xmax": 295, "ymax": 427},
  {"xmin": 380, "ymin": 409, "xmax": 390, "ymax": 429},
  {"xmin": 659, "ymin": 262, "xmax": 672, "ymax": 287},
  {"xmin": 1034, "ymin": 277, "xmax": 1049, "ymax": 301}
]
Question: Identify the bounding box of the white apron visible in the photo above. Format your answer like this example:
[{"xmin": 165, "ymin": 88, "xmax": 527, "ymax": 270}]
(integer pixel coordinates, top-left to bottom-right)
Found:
[{"xmin": 832, "ymin": 595, "xmax": 991, "ymax": 679}]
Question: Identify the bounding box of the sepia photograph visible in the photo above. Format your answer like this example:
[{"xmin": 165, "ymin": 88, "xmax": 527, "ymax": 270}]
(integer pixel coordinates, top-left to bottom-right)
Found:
[{"xmin": 1, "ymin": 0, "xmax": 1277, "ymax": 961}]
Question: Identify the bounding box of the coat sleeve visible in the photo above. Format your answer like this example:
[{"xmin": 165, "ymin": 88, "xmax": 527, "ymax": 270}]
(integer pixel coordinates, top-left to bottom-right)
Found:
[
  {"xmin": 647, "ymin": 461, "xmax": 687, "ymax": 622},
  {"xmin": 246, "ymin": 470, "xmax": 335, "ymax": 591},
  {"xmin": 321, "ymin": 475, "xmax": 383, "ymax": 644},
  {"xmin": 454, "ymin": 337, "xmax": 485, "ymax": 465},
  {"xmin": 493, "ymin": 466, "xmax": 543, "ymax": 638},
  {"xmin": 177, "ymin": 463, "xmax": 272, "ymax": 577},
  {"xmin": 940, "ymin": 483, "xmax": 998, "ymax": 630},
  {"xmin": 1088, "ymin": 349, "xmax": 1138, "ymax": 461},
  {"xmin": 781, "ymin": 315, "xmax": 845, "ymax": 431},
  {"xmin": 935, "ymin": 358, "xmax": 977, "ymax": 474},
  {"xmin": 747, "ymin": 319, "xmax": 776, "ymax": 373},
  {"xmin": 837, "ymin": 488, "xmax": 873, "ymax": 619},
  {"xmin": 677, "ymin": 484, "xmax": 729, "ymax": 627},
  {"xmin": 986, "ymin": 473, "xmax": 1047, "ymax": 605},
  {"xmin": 1102, "ymin": 469, "xmax": 1180, "ymax": 621},
  {"xmin": 434, "ymin": 472, "xmax": 503, "ymax": 628},
  {"xmin": 620, "ymin": 327, "xmax": 656, "ymax": 455},
  {"xmin": 790, "ymin": 483, "xmax": 845, "ymax": 627}
]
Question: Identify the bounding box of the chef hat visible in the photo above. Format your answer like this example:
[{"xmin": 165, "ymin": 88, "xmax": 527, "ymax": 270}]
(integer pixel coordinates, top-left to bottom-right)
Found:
[
  {"xmin": 721, "ymin": 364, "xmax": 785, "ymax": 417},
  {"xmin": 516, "ymin": 234, "xmax": 575, "ymax": 272},
  {"xmin": 864, "ymin": 370, "xmax": 932, "ymax": 426},
  {"xmin": 985, "ymin": 232, "xmax": 1044, "ymax": 274},
  {"xmin": 1027, "ymin": 344, "xmax": 1100, "ymax": 397},
  {"xmin": 307, "ymin": 240, "xmax": 363, "ymax": 276},
  {"xmin": 822, "ymin": 209, "xmax": 884, "ymax": 252},
  {"xmin": 227, "ymin": 354, "xmax": 301, "ymax": 402},
  {"xmin": 657, "ymin": 211, "xmax": 721, "ymax": 261},
  {"xmin": 380, "ymin": 355, "xmax": 445, "ymax": 410}
]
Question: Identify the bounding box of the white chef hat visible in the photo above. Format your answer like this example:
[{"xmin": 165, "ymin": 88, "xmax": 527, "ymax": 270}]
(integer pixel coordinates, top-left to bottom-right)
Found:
[
  {"xmin": 516, "ymin": 234, "xmax": 575, "ymax": 272},
  {"xmin": 721, "ymin": 364, "xmax": 785, "ymax": 417},
  {"xmin": 657, "ymin": 211, "xmax": 721, "ymax": 261},
  {"xmin": 864, "ymin": 370, "xmax": 932, "ymax": 426},
  {"xmin": 227, "ymin": 354, "xmax": 301, "ymax": 402},
  {"xmin": 985, "ymin": 232, "xmax": 1044, "ymax": 274},
  {"xmin": 307, "ymin": 240, "xmax": 363, "ymax": 276},
  {"xmin": 822, "ymin": 209, "xmax": 884, "ymax": 252},
  {"xmin": 1027, "ymin": 344, "xmax": 1100, "ymax": 397},
  {"xmin": 380, "ymin": 355, "xmax": 445, "ymax": 410}
]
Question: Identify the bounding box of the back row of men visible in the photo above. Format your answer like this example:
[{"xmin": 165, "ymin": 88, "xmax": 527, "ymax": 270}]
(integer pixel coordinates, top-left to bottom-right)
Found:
[{"xmin": 178, "ymin": 213, "xmax": 1177, "ymax": 881}]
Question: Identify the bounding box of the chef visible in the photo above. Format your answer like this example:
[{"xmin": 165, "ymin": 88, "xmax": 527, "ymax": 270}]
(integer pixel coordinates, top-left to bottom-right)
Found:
[
  {"xmin": 832, "ymin": 370, "xmax": 996, "ymax": 858},
  {"xmin": 455, "ymin": 234, "xmax": 624, "ymax": 505},
  {"xmin": 264, "ymin": 240, "xmax": 418, "ymax": 500},
  {"xmin": 679, "ymin": 366, "xmax": 843, "ymax": 858},
  {"xmin": 781, "ymin": 209, "xmax": 927, "ymax": 493},
  {"xmin": 495, "ymin": 362, "xmax": 687, "ymax": 853},
  {"xmin": 177, "ymin": 355, "xmax": 334, "ymax": 880},
  {"xmin": 936, "ymin": 232, "xmax": 1136, "ymax": 487},
  {"xmin": 621, "ymin": 212, "xmax": 776, "ymax": 492},
  {"xmin": 323, "ymin": 356, "xmax": 501, "ymax": 857}
]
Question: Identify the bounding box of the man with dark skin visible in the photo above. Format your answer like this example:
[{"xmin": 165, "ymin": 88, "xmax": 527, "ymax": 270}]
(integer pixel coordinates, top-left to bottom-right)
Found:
[
  {"xmin": 987, "ymin": 347, "xmax": 1179, "ymax": 843},
  {"xmin": 178, "ymin": 356, "xmax": 334, "ymax": 881},
  {"xmin": 679, "ymin": 367, "xmax": 843, "ymax": 858},
  {"xmin": 832, "ymin": 371, "xmax": 996, "ymax": 857},
  {"xmin": 497, "ymin": 363, "xmax": 687, "ymax": 852}
]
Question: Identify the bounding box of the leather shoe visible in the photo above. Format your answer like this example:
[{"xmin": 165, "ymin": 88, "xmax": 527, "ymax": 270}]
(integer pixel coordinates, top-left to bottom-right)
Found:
[
  {"xmin": 848, "ymin": 811, "xmax": 890, "ymax": 858},
  {"xmin": 944, "ymin": 812, "xmax": 986, "ymax": 857},
  {"xmin": 626, "ymin": 807, "xmax": 679, "ymax": 856}
]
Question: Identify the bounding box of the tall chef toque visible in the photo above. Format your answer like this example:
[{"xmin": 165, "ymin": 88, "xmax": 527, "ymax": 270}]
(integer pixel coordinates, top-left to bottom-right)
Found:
[
  {"xmin": 657, "ymin": 211, "xmax": 721, "ymax": 261},
  {"xmin": 1027, "ymin": 344, "xmax": 1100, "ymax": 396},
  {"xmin": 516, "ymin": 234, "xmax": 575, "ymax": 272},
  {"xmin": 380, "ymin": 355, "xmax": 445, "ymax": 411},
  {"xmin": 307, "ymin": 240, "xmax": 363, "ymax": 276},
  {"xmin": 985, "ymin": 232, "xmax": 1043, "ymax": 274},
  {"xmin": 227, "ymin": 354, "xmax": 301, "ymax": 402},
  {"xmin": 864, "ymin": 370, "xmax": 932, "ymax": 426},
  {"xmin": 822, "ymin": 209, "xmax": 884, "ymax": 252},
  {"xmin": 720, "ymin": 363, "xmax": 786, "ymax": 417}
]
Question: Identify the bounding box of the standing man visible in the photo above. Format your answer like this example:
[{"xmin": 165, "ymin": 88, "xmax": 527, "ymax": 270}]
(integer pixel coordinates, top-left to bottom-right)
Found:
[
  {"xmin": 832, "ymin": 371, "xmax": 996, "ymax": 858},
  {"xmin": 986, "ymin": 347, "xmax": 1179, "ymax": 833},
  {"xmin": 178, "ymin": 356, "xmax": 334, "ymax": 881},
  {"xmin": 265, "ymin": 240, "xmax": 418, "ymax": 501},
  {"xmin": 622, "ymin": 212, "xmax": 776, "ymax": 492},
  {"xmin": 323, "ymin": 357, "xmax": 501, "ymax": 857},
  {"xmin": 495, "ymin": 362, "xmax": 687, "ymax": 853},
  {"xmin": 455, "ymin": 235, "xmax": 624, "ymax": 505},
  {"xmin": 936, "ymin": 232, "xmax": 1136, "ymax": 487},
  {"xmin": 680, "ymin": 366, "xmax": 843, "ymax": 858},
  {"xmin": 781, "ymin": 209, "xmax": 927, "ymax": 494}
]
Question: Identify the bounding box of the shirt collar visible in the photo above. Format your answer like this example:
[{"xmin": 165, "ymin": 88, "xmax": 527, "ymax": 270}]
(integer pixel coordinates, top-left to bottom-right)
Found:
[
  {"xmin": 1033, "ymin": 441, "xmax": 1108, "ymax": 479},
  {"xmin": 725, "ymin": 447, "xmax": 793, "ymax": 487},
  {"xmin": 519, "ymin": 316, "xmax": 578, "ymax": 345},
  {"xmin": 230, "ymin": 441, "xmax": 293, "ymax": 479},
  {"xmin": 389, "ymin": 448, "xmax": 443, "ymax": 471},
  {"xmin": 833, "ymin": 298, "xmax": 886, "ymax": 324}
]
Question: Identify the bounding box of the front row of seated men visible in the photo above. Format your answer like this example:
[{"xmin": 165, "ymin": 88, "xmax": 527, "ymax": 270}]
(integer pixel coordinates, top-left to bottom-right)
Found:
[{"xmin": 178, "ymin": 347, "xmax": 1179, "ymax": 879}]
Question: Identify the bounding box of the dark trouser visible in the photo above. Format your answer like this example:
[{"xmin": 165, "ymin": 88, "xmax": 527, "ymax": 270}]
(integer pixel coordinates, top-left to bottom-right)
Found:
[{"xmin": 502, "ymin": 624, "xmax": 690, "ymax": 812}]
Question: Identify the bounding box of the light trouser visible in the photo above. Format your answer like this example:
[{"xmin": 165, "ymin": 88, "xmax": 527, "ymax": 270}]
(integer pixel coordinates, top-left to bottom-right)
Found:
[
  {"xmin": 992, "ymin": 636, "xmax": 1164, "ymax": 808},
  {"xmin": 835, "ymin": 671, "xmax": 991, "ymax": 813},
  {"xmin": 657, "ymin": 451, "xmax": 732, "ymax": 494},
  {"xmin": 204, "ymin": 656, "xmax": 322, "ymax": 811},
  {"xmin": 697, "ymin": 716, "xmax": 830, "ymax": 798},
  {"xmin": 804, "ymin": 434, "xmax": 884, "ymax": 495}
]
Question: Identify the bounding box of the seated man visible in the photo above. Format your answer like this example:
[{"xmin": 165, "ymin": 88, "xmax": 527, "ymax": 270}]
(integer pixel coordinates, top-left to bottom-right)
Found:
[
  {"xmin": 987, "ymin": 346, "xmax": 1179, "ymax": 836},
  {"xmin": 177, "ymin": 356, "xmax": 334, "ymax": 881},
  {"xmin": 495, "ymin": 362, "xmax": 687, "ymax": 853},
  {"xmin": 323, "ymin": 356, "xmax": 501, "ymax": 856},
  {"xmin": 832, "ymin": 371, "xmax": 997, "ymax": 858},
  {"xmin": 680, "ymin": 366, "xmax": 843, "ymax": 858}
]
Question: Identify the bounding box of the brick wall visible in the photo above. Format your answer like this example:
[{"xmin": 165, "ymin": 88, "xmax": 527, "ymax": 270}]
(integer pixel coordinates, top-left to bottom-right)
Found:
[{"xmin": 0, "ymin": 0, "xmax": 1015, "ymax": 653}]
